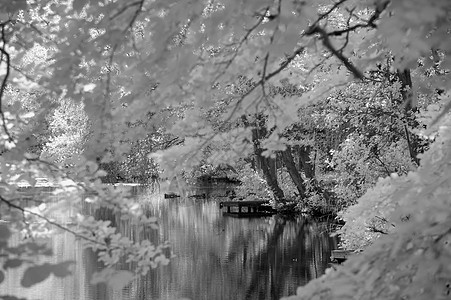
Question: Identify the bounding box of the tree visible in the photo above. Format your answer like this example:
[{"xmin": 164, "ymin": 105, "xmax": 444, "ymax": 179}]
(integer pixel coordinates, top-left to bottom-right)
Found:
[
  {"xmin": 40, "ymin": 97, "xmax": 89, "ymax": 167},
  {"xmin": 1, "ymin": 0, "xmax": 451, "ymax": 298}
]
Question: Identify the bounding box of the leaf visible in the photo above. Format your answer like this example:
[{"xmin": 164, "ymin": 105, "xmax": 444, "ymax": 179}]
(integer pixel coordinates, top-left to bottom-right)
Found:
[
  {"xmin": 51, "ymin": 261, "xmax": 75, "ymax": 277},
  {"xmin": 21, "ymin": 265, "xmax": 52, "ymax": 287},
  {"xmin": 3, "ymin": 259, "xmax": 23, "ymax": 269},
  {"xmin": 20, "ymin": 261, "xmax": 73, "ymax": 287},
  {"xmin": 91, "ymin": 268, "xmax": 134, "ymax": 290},
  {"xmin": 0, "ymin": 225, "xmax": 11, "ymax": 241},
  {"xmin": 90, "ymin": 268, "xmax": 115, "ymax": 285},
  {"xmin": 108, "ymin": 270, "xmax": 134, "ymax": 290}
]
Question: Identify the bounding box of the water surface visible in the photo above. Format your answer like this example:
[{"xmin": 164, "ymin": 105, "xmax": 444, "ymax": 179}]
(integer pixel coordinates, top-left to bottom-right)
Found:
[{"xmin": 1, "ymin": 188, "xmax": 338, "ymax": 300}]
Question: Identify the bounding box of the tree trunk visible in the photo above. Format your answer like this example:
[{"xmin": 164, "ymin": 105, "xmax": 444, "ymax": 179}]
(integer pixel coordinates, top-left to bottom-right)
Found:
[
  {"xmin": 243, "ymin": 114, "xmax": 285, "ymax": 202},
  {"xmin": 259, "ymin": 155, "xmax": 285, "ymax": 201},
  {"xmin": 397, "ymin": 68, "xmax": 420, "ymax": 165},
  {"xmin": 397, "ymin": 69, "xmax": 414, "ymax": 111},
  {"xmin": 281, "ymin": 146, "xmax": 306, "ymax": 198},
  {"xmin": 297, "ymin": 145, "xmax": 315, "ymax": 179},
  {"xmin": 296, "ymin": 145, "xmax": 334, "ymax": 207},
  {"xmin": 267, "ymin": 156, "xmax": 277, "ymax": 181}
]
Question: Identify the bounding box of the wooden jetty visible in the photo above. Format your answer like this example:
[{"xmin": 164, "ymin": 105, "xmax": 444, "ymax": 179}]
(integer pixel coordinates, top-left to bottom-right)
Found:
[
  {"xmin": 330, "ymin": 249, "xmax": 356, "ymax": 263},
  {"xmin": 219, "ymin": 200, "xmax": 275, "ymax": 218},
  {"xmin": 164, "ymin": 193, "xmax": 207, "ymax": 199}
]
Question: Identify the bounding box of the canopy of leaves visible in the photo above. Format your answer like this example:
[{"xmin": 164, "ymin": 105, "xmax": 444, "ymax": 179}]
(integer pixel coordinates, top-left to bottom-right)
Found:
[{"xmin": 1, "ymin": 0, "xmax": 451, "ymax": 298}]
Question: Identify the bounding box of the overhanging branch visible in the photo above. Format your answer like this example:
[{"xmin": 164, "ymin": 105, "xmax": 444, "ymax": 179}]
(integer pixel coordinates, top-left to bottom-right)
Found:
[
  {"xmin": 307, "ymin": 25, "xmax": 364, "ymax": 79},
  {"xmin": 0, "ymin": 194, "xmax": 105, "ymax": 246}
]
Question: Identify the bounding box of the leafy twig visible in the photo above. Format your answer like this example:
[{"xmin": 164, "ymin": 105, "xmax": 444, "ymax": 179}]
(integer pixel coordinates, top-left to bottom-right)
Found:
[
  {"xmin": 0, "ymin": 194, "xmax": 106, "ymax": 246},
  {"xmin": 309, "ymin": 0, "xmax": 348, "ymax": 30},
  {"xmin": 328, "ymin": 0, "xmax": 389, "ymax": 36},
  {"xmin": 259, "ymin": 0, "xmax": 282, "ymax": 120},
  {"xmin": 307, "ymin": 25, "xmax": 364, "ymax": 79},
  {"xmin": 212, "ymin": 6, "xmax": 269, "ymax": 84},
  {"xmin": 375, "ymin": 215, "xmax": 396, "ymax": 227}
]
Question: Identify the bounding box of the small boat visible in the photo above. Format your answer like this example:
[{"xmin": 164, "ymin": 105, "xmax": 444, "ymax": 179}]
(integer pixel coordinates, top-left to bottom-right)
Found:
[
  {"xmin": 164, "ymin": 193, "xmax": 180, "ymax": 198},
  {"xmin": 188, "ymin": 193, "xmax": 207, "ymax": 199}
]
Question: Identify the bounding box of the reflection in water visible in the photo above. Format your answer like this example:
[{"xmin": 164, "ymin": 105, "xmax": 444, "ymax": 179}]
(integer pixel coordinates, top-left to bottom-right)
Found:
[{"xmin": 1, "ymin": 188, "xmax": 338, "ymax": 300}]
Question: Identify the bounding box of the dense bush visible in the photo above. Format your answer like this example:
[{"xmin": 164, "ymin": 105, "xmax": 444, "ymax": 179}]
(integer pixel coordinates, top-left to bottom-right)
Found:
[{"xmin": 234, "ymin": 165, "xmax": 274, "ymax": 202}]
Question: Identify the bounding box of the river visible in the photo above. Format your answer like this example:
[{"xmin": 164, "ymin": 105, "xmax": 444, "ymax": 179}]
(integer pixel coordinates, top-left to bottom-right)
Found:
[{"xmin": 1, "ymin": 186, "xmax": 338, "ymax": 300}]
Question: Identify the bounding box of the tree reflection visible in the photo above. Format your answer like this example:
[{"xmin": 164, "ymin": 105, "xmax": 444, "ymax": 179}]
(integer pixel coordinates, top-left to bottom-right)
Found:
[
  {"xmin": 1, "ymin": 187, "xmax": 337, "ymax": 300},
  {"xmin": 138, "ymin": 194, "xmax": 338, "ymax": 300}
]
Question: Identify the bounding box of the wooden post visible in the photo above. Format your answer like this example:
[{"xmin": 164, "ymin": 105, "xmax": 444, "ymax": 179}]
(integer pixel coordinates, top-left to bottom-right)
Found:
[{"xmin": 331, "ymin": 250, "xmax": 355, "ymax": 263}]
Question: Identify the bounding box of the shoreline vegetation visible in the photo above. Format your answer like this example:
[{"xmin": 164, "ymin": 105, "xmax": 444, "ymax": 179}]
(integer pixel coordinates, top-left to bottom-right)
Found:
[
  {"xmin": 11, "ymin": 176, "xmax": 338, "ymax": 218},
  {"xmin": 2, "ymin": 1, "xmax": 450, "ymax": 297}
]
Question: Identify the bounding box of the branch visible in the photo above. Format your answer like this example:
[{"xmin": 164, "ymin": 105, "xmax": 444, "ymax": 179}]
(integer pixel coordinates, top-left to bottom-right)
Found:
[
  {"xmin": 158, "ymin": 136, "xmax": 184, "ymax": 149},
  {"xmin": 215, "ymin": 0, "xmax": 363, "ymax": 128},
  {"xmin": 307, "ymin": 25, "xmax": 364, "ymax": 79},
  {"xmin": 213, "ymin": 6, "xmax": 269, "ymax": 84},
  {"xmin": 372, "ymin": 152, "xmax": 391, "ymax": 176},
  {"xmin": 177, "ymin": 0, "xmax": 378, "ymax": 162},
  {"xmin": 0, "ymin": 23, "xmax": 14, "ymax": 142},
  {"xmin": 303, "ymin": 1, "xmax": 390, "ymax": 80},
  {"xmin": 0, "ymin": 194, "xmax": 106, "ymax": 247},
  {"xmin": 110, "ymin": 1, "xmax": 143, "ymax": 21},
  {"xmin": 367, "ymin": 225, "xmax": 388, "ymax": 234},
  {"xmin": 15, "ymin": 20, "xmax": 59, "ymax": 46},
  {"xmin": 336, "ymin": 7, "xmax": 355, "ymax": 52},
  {"xmin": 259, "ymin": 0, "xmax": 282, "ymax": 118},
  {"xmin": 125, "ymin": 0, "xmax": 145, "ymax": 33},
  {"xmin": 328, "ymin": 1, "xmax": 389, "ymax": 36}
]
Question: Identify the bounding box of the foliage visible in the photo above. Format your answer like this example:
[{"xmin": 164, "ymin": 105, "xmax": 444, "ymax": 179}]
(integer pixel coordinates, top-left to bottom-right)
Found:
[
  {"xmin": 118, "ymin": 135, "xmax": 160, "ymax": 184},
  {"xmin": 283, "ymin": 111, "xmax": 451, "ymax": 300},
  {"xmin": 234, "ymin": 164, "xmax": 274, "ymax": 203},
  {"xmin": 40, "ymin": 98, "xmax": 89, "ymax": 167},
  {"xmin": 336, "ymin": 93, "xmax": 448, "ymax": 250},
  {"xmin": 314, "ymin": 80, "xmax": 418, "ymax": 206},
  {"xmin": 331, "ymin": 133, "xmax": 414, "ymax": 205},
  {"xmin": 0, "ymin": 0, "xmax": 451, "ymax": 298},
  {"xmin": 336, "ymin": 174, "xmax": 402, "ymax": 250}
]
